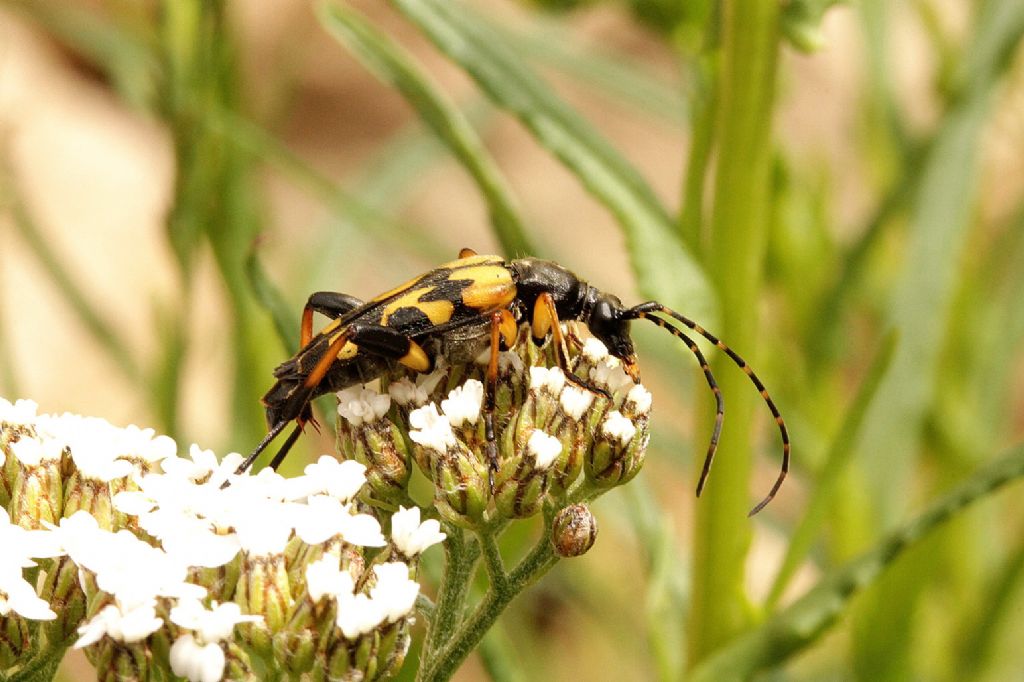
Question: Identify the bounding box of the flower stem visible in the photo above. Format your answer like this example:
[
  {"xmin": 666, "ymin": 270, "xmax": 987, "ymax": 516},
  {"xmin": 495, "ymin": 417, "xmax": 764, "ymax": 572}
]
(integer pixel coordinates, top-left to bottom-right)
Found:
[
  {"xmin": 421, "ymin": 532, "xmax": 559, "ymax": 682},
  {"xmin": 420, "ymin": 527, "xmax": 477, "ymax": 666},
  {"xmin": 689, "ymin": 0, "xmax": 781, "ymax": 666}
]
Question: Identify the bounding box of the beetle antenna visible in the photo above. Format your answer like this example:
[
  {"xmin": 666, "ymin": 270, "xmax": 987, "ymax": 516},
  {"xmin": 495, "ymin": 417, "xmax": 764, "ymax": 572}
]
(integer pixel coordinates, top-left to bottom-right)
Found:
[
  {"xmin": 232, "ymin": 419, "xmax": 290, "ymax": 478},
  {"xmin": 627, "ymin": 302, "xmax": 789, "ymax": 516}
]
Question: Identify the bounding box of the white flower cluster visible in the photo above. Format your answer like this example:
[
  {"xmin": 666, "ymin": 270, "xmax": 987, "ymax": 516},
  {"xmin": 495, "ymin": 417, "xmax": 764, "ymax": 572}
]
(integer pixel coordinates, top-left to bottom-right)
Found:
[{"xmin": 0, "ymin": 398, "xmax": 446, "ymax": 682}]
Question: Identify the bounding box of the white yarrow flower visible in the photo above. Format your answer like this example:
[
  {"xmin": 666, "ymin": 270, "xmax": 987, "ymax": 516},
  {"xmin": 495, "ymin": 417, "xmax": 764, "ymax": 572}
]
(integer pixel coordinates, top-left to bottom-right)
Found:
[
  {"xmin": 0, "ymin": 565, "xmax": 56, "ymax": 620},
  {"xmin": 337, "ymin": 384, "xmax": 392, "ymax": 427},
  {"xmin": 441, "ymin": 380, "xmax": 484, "ymax": 427},
  {"xmin": 170, "ymin": 598, "xmax": 261, "ymax": 643},
  {"xmin": 370, "ymin": 562, "xmax": 419, "ymax": 623},
  {"xmin": 170, "ymin": 634, "xmax": 225, "ymax": 682},
  {"xmin": 74, "ymin": 600, "xmax": 164, "ymax": 647},
  {"xmin": 10, "ymin": 437, "xmax": 62, "ymax": 466},
  {"xmin": 408, "ymin": 403, "xmax": 457, "ymax": 452},
  {"xmin": 527, "ymin": 430, "xmax": 562, "ymax": 470},
  {"xmin": 390, "ymin": 506, "xmax": 446, "ymax": 557},
  {"xmin": 336, "ymin": 592, "xmax": 385, "ymax": 640},
  {"xmin": 299, "ymin": 456, "xmax": 367, "ymax": 502},
  {"xmin": 559, "ymin": 385, "xmax": 595, "ymax": 420},
  {"xmin": 601, "ymin": 411, "xmax": 637, "ymax": 446},
  {"xmin": 305, "ymin": 555, "xmax": 356, "ymax": 603},
  {"xmin": 625, "ymin": 384, "xmax": 652, "ymax": 415}
]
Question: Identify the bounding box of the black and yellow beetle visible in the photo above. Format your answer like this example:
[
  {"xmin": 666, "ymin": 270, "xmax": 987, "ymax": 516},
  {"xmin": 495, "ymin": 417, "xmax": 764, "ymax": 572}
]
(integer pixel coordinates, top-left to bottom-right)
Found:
[{"xmin": 239, "ymin": 248, "xmax": 789, "ymax": 514}]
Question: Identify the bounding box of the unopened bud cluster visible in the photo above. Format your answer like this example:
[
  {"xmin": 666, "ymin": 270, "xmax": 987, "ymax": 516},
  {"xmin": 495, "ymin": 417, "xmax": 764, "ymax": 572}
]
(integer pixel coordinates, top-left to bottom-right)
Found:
[
  {"xmin": 0, "ymin": 398, "xmax": 444, "ymax": 681},
  {"xmin": 334, "ymin": 328, "xmax": 652, "ymax": 534}
]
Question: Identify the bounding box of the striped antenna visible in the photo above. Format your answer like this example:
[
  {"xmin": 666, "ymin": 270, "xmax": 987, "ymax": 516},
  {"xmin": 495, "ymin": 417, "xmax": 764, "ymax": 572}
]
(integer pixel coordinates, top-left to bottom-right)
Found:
[{"xmin": 627, "ymin": 302, "xmax": 790, "ymax": 516}]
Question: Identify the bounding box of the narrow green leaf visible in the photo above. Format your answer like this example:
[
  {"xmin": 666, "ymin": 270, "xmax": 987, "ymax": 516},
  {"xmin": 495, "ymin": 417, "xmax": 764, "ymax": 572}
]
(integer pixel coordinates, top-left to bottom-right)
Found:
[
  {"xmin": 318, "ymin": 2, "xmax": 536, "ymax": 258},
  {"xmin": 856, "ymin": 0, "xmax": 1024, "ymax": 519},
  {"xmin": 245, "ymin": 247, "xmax": 299, "ymax": 355},
  {"xmin": 205, "ymin": 108, "xmax": 448, "ymax": 264},
  {"xmin": 781, "ymin": 0, "xmax": 844, "ymax": 52},
  {"xmin": 689, "ymin": 442, "xmax": 1024, "ymax": 682},
  {"xmin": 386, "ymin": 0, "xmax": 714, "ymax": 314},
  {"xmin": 479, "ymin": 13, "xmax": 686, "ymax": 123},
  {"xmin": 766, "ymin": 331, "xmax": 897, "ymax": 608}
]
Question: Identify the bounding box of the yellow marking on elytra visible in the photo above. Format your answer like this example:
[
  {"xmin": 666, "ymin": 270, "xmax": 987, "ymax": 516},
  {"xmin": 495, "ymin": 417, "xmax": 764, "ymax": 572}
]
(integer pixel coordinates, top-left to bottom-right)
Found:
[
  {"xmin": 331, "ymin": 340, "xmax": 358, "ymax": 360},
  {"xmin": 454, "ymin": 265, "xmax": 516, "ymax": 311},
  {"xmin": 399, "ymin": 339, "xmax": 432, "ymax": 372},
  {"xmin": 381, "ymin": 286, "xmax": 455, "ymax": 326},
  {"xmin": 439, "ymin": 254, "xmax": 502, "ymax": 269}
]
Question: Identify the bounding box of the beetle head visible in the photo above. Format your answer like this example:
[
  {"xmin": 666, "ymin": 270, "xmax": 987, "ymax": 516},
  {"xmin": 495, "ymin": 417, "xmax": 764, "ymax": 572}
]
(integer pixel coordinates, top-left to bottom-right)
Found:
[{"xmin": 587, "ymin": 291, "xmax": 639, "ymax": 381}]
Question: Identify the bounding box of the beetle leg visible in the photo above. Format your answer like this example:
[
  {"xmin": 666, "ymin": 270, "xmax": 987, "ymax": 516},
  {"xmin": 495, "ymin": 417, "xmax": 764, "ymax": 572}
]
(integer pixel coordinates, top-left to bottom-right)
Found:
[
  {"xmin": 301, "ymin": 292, "xmax": 365, "ymax": 347},
  {"xmin": 532, "ymin": 293, "xmax": 610, "ymax": 398},
  {"xmin": 483, "ymin": 310, "xmax": 503, "ymax": 487}
]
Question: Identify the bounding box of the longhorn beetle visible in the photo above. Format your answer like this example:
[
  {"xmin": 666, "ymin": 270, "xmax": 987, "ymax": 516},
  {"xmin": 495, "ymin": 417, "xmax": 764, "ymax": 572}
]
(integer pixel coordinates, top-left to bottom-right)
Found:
[{"xmin": 239, "ymin": 248, "xmax": 789, "ymax": 515}]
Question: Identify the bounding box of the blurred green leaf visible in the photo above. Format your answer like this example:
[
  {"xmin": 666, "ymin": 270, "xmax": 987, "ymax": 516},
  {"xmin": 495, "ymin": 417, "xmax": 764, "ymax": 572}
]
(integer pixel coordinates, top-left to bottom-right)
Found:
[
  {"xmin": 387, "ymin": 0, "xmax": 715, "ymax": 314},
  {"xmin": 856, "ymin": 0, "xmax": 1024, "ymax": 520},
  {"xmin": 766, "ymin": 331, "xmax": 896, "ymax": 609},
  {"xmin": 689, "ymin": 442, "xmax": 1024, "ymax": 682},
  {"xmin": 206, "ymin": 108, "xmax": 448, "ymax": 264},
  {"xmin": 318, "ymin": 2, "xmax": 536, "ymax": 258},
  {"xmin": 781, "ymin": 0, "xmax": 844, "ymax": 52},
  {"xmin": 245, "ymin": 246, "xmax": 299, "ymax": 355}
]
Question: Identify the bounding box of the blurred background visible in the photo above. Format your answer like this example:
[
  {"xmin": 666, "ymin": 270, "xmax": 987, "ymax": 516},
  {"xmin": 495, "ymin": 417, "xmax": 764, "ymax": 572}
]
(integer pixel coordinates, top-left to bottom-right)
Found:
[{"xmin": 1, "ymin": 0, "xmax": 1023, "ymax": 680}]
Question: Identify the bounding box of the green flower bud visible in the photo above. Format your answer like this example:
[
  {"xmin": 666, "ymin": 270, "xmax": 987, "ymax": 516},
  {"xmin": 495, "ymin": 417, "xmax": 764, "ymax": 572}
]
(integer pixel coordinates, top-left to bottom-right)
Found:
[
  {"xmin": 38, "ymin": 555, "xmax": 88, "ymax": 646},
  {"xmin": 10, "ymin": 456, "xmax": 63, "ymax": 530},
  {"xmin": 430, "ymin": 442, "xmax": 489, "ymax": 529},
  {"xmin": 551, "ymin": 504, "xmax": 598, "ymax": 557},
  {"xmin": 89, "ymin": 640, "xmax": 149, "ymax": 682},
  {"xmin": 63, "ymin": 475, "xmax": 114, "ymax": 530},
  {"xmin": 234, "ymin": 554, "xmax": 292, "ymax": 657},
  {"xmin": 494, "ymin": 429, "xmax": 561, "ymax": 519},
  {"xmin": 585, "ymin": 410, "xmax": 648, "ymax": 488},
  {"xmin": 0, "ymin": 614, "xmax": 30, "ymax": 667},
  {"xmin": 224, "ymin": 641, "xmax": 258, "ymax": 681}
]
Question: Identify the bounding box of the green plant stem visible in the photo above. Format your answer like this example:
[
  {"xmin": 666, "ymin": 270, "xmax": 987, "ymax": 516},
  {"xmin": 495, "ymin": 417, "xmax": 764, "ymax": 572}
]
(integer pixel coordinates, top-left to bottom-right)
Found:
[
  {"xmin": 421, "ymin": 528, "xmax": 477, "ymax": 664},
  {"xmin": 689, "ymin": 0, "xmax": 781, "ymax": 665},
  {"xmin": 421, "ymin": 531, "xmax": 559, "ymax": 682},
  {"xmin": 478, "ymin": 527, "xmax": 510, "ymax": 591}
]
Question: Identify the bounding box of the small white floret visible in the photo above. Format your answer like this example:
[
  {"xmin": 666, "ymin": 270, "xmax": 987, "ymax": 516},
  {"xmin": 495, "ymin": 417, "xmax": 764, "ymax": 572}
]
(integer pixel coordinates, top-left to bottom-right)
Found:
[
  {"xmin": 625, "ymin": 384, "xmax": 653, "ymax": 415},
  {"xmin": 170, "ymin": 598, "xmax": 260, "ymax": 643},
  {"xmin": 390, "ymin": 506, "xmax": 446, "ymax": 557},
  {"xmin": 305, "ymin": 555, "xmax": 355, "ymax": 603},
  {"xmin": 441, "ymin": 380, "xmax": 484, "ymax": 427},
  {"xmin": 527, "ymin": 430, "xmax": 562, "ymax": 470},
  {"xmin": 301, "ymin": 456, "xmax": 368, "ymax": 502},
  {"xmin": 370, "ymin": 562, "xmax": 419, "ymax": 623},
  {"xmin": 408, "ymin": 404, "xmax": 457, "ymax": 453},
  {"xmin": 170, "ymin": 633, "xmax": 225, "ymax": 682},
  {"xmin": 337, "ymin": 385, "xmax": 392, "ymax": 427},
  {"xmin": 340, "ymin": 512, "xmax": 387, "ymax": 548},
  {"xmin": 582, "ymin": 337, "xmax": 609, "ymax": 361},
  {"xmin": 336, "ymin": 592, "xmax": 385, "ymax": 640},
  {"xmin": 0, "ymin": 567, "xmax": 56, "ymax": 620},
  {"xmin": 10, "ymin": 437, "xmax": 62, "ymax": 466},
  {"xmin": 601, "ymin": 411, "xmax": 637, "ymax": 446},
  {"xmin": 74, "ymin": 600, "xmax": 163, "ymax": 648},
  {"xmin": 558, "ymin": 386, "xmax": 594, "ymax": 420},
  {"xmin": 590, "ymin": 360, "xmax": 633, "ymax": 393}
]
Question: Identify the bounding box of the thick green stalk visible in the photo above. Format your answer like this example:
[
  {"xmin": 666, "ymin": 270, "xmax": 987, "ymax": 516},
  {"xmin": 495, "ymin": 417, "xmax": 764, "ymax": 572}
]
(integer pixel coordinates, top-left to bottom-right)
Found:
[{"xmin": 688, "ymin": 0, "xmax": 780, "ymax": 664}]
